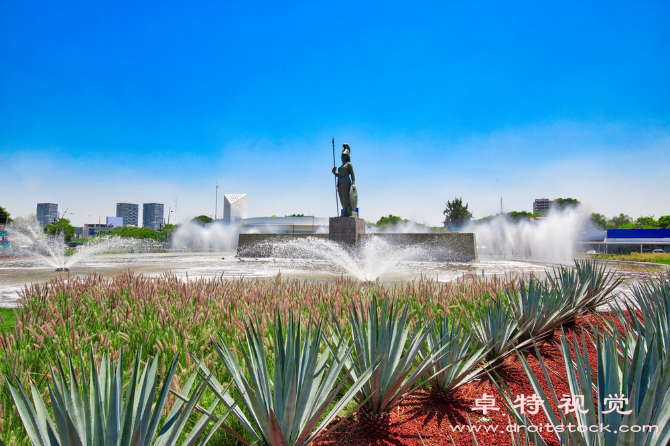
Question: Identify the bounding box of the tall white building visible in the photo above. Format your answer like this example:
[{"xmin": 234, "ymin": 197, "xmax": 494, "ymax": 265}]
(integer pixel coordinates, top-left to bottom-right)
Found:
[{"xmin": 223, "ymin": 194, "xmax": 247, "ymax": 224}]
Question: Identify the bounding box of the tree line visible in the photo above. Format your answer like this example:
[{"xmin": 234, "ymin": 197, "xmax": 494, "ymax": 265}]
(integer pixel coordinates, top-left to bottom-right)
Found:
[
  {"xmin": 441, "ymin": 197, "xmax": 669, "ymax": 231},
  {"xmin": 590, "ymin": 213, "xmax": 670, "ymax": 230}
]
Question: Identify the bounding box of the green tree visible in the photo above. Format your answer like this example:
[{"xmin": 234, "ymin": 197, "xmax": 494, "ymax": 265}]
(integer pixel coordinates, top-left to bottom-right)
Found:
[
  {"xmin": 658, "ymin": 215, "xmax": 670, "ymax": 229},
  {"xmin": 635, "ymin": 216, "xmax": 659, "ymax": 229},
  {"xmin": 506, "ymin": 211, "xmax": 536, "ymax": 222},
  {"xmin": 608, "ymin": 213, "xmax": 633, "ymax": 229},
  {"xmin": 161, "ymin": 223, "xmax": 179, "ymax": 238},
  {"xmin": 591, "ymin": 213, "xmax": 608, "ymax": 230},
  {"xmin": 474, "ymin": 215, "xmax": 496, "ymax": 224},
  {"xmin": 45, "ymin": 218, "xmax": 76, "ymax": 243},
  {"xmin": 554, "ymin": 198, "xmax": 581, "ymax": 209},
  {"xmin": 376, "ymin": 214, "xmax": 408, "ymax": 227},
  {"xmin": 285, "ymin": 214, "xmax": 305, "ymax": 217},
  {"xmin": 191, "ymin": 215, "xmax": 213, "ymax": 226},
  {"xmin": 98, "ymin": 226, "xmax": 164, "ymax": 241},
  {"xmin": 0, "ymin": 206, "xmax": 12, "ymax": 224},
  {"xmin": 443, "ymin": 197, "xmax": 473, "ymax": 230}
]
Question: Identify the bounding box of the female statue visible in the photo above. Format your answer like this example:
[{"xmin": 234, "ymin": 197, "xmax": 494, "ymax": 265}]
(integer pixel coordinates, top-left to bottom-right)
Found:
[{"xmin": 332, "ymin": 143, "xmax": 356, "ymax": 216}]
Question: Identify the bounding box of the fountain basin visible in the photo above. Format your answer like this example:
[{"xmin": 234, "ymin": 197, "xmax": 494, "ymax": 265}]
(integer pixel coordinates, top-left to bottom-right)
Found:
[{"xmin": 237, "ymin": 234, "xmax": 328, "ymax": 257}]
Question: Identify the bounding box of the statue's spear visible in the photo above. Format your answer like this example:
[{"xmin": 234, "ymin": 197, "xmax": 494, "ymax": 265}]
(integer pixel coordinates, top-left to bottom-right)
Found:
[{"xmin": 333, "ymin": 137, "xmax": 339, "ymax": 217}]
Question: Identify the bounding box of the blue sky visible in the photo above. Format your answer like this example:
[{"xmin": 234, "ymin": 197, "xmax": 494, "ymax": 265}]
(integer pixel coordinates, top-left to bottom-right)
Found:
[{"xmin": 2, "ymin": 1, "xmax": 669, "ymax": 226}]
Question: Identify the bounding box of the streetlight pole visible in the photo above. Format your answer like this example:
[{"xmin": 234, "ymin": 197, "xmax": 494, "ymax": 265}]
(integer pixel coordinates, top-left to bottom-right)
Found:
[{"xmin": 215, "ymin": 182, "xmax": 218, "ymax": 220}]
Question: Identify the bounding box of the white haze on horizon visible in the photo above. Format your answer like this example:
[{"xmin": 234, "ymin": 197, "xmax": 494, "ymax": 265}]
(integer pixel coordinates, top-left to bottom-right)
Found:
[
  {"xmin": 171, "ymin": 220, "xmax": 329, "ymax": 251},
  {"xmin": 464, "ymin": 207, "xmax": 589, "ymax": 264},
  {"xmin": 171, "ymin": 221, "xmax": 241, "ymax": 251}
]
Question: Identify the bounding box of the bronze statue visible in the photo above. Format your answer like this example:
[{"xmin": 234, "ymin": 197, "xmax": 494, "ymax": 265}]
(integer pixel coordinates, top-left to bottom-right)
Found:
[{"xmin": 332, "ymin": 143, "xmax": 357, "ymax": 217}]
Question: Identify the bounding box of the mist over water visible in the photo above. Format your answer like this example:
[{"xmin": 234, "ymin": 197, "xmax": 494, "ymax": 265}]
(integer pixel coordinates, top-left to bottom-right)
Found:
[
  {"xmin": 171, "ymin": 220, "xmax": 329, "ymax": 252},
  {"xmin": 6, "ymin": 216, "xmax": 158, "ymax": 269},
  {"xmin": 172, "ymin": 221, "xmax": 240, "ymax": 251},
  {"xmin": 367, "ymin": 221, "xmax": 432, "ymax": 234},
  {"xmin": 465, "ymin": 207, "xmax": 588, "ymax": 264}
]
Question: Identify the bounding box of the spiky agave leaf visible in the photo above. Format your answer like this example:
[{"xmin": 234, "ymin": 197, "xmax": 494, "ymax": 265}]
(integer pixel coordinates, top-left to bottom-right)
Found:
[
  {"xmin": 424, "ymin": 316, "xmax": 488, "ymax": 395},
  {"xmin": 495, "ymin": 329, "xmax": 670, "ymax": 446},
  {"xmin": 209, "ymin": 311, "xmax": 375, "ymax": 446},
  {"xmin": 626, "ymin": 270, "xmax": 670, "ymax": 352},
  {"xmin": 329, "ymin": 294, "xmax": 456, "ymax": 415},
  {"xmin": 574, "ymin": 258, "xmax": 623, "ymax": 310},
  {"xmin": 592, "ymin": 270, "xmax": 669, "ymax": 363},
  {"xmin": 505, "ymin": 277, "xmax": 574, "ymax": 341},
  {"xmin": 7, "ymin": 345, "xmax": 219, "ymax": 446},
  {"xmin": 549, "ymin": 259, "xmax": 623, "ymax": 317},
  {"xmin": 466, "ymin": 296, "xmax": 523, "ymax": 364},
  {"xmin": 182, "ymin": 354, "xmax": 260, "ymax": 446}
]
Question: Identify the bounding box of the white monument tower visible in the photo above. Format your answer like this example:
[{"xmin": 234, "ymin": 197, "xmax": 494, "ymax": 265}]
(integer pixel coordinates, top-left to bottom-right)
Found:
[{"xmin": 223, "ymin": 194, "xmax": 247, "ymax": 224}]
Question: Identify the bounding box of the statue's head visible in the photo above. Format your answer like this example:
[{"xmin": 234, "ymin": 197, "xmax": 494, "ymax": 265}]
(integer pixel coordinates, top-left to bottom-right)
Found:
[{"xmin": 341, "ymin": 143, "xmax": 351, "ymax": 162}]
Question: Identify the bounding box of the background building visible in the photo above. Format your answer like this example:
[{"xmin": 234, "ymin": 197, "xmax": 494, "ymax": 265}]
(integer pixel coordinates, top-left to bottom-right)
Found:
[
  {"xmin": 223, "ymin": 194, "xmax": 247, "ymax": 224},
  {"xmin": 36, "ymin": 203, "xmax": 59, "ymax": 227},
  {"xmin": 533, "ymin": 198, "xmax": 553, "ymax": 214},
  {"xmin": 116, "ymin": 203, "xmax": 138, "ymax": 226},
  {"xmin": 600, "ymin": 229, "xmax": 670, "ymax": 254},
  {"xmin": 143, "ymin": 203, "xmax": 164, "ymax": 230},
  {"xmin": 106, "ymin": 216, "xmax": 123, "ymax": 227}
]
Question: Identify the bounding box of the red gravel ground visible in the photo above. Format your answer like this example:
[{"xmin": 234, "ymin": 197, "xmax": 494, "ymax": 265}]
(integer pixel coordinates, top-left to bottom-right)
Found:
[{"xmin": 314, "ymin": 314, "xmax": 626, "ymax": 446}]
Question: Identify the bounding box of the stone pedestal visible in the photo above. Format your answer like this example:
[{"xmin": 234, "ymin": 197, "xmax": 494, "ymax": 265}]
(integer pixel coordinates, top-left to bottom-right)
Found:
[{"xmin": 329, "ymin": 217, "xmax": 366, "ymax": 245}]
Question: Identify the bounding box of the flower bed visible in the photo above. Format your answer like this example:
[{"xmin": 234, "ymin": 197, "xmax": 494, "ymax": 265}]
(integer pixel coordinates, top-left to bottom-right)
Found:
[{"xmin": 0, "ymin": 263, "xmax": 668, "ymax": 446}]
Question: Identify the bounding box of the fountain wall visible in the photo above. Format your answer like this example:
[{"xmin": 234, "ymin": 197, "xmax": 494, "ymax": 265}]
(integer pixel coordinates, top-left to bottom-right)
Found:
[
  {"xmin": 360, "ymin": 233, "xmax": 477, "ymax": 262},
  {"xmin": 237, "ymin": 232, "xmax": 477, "ymax": 261}
]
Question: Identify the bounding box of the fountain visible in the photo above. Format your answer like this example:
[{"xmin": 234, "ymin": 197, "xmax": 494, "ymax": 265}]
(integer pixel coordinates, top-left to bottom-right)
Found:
[
  {"xmin": 465, "ymin": 207, "xmax": 588, "ymax": 264},
  {"xmin": 0, "ymin": 142, "xmax": 646, "ymax": 312},
  {"xmin": 236, "ymin": 142, "xmax": 479, "ymax": 269},
  {"xmin": 4, "ymin": 216, "xmax": 160, "ymax": 271},
  {"xmin": 267, "ymin": 236, "xmax": 427, "ymax": 282}
]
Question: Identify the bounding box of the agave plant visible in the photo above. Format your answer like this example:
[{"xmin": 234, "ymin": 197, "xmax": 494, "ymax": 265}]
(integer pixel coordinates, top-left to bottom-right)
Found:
[
  {"xmin": 596, "ymin": 270, "xmax": 670, "ymax": 365},
  {"xmin": 622, "ymin": 271, "xmax": 670, "ymax": 351},
  {"xmin": 504, "ymin": 277, "xmax": 573, "ymax": 341},
  {"xmin": 496, "ymin": 329, "xmax": 670, "ymax": 446},
  {"xmin": 574, "ymin": 258, "xmax": 623, "ymax": 309},
  {"xmin": 466, "ymin": 296, "xmax": 522, "ymax": 365},
  {"xmin": 208, "ymin": 311, "xmax": 374, "ymax": 446},
  {"xmin": 549, "ymin": 259, "xmax": 622, "ymax": 317},
  {"xmin": 424, "ymin": 316, "xmax": 488, "ymax": 395},
  {"xmin": 547, "ymin": 264, "xmax": 589, "ymax": 321},
  {"xmin": 6, "ymin": 346, "xmax": 232, "ymax": 446},
  {"xmin": 329, "ymin": 295, "xmax": 452, "ymax": 415}
]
